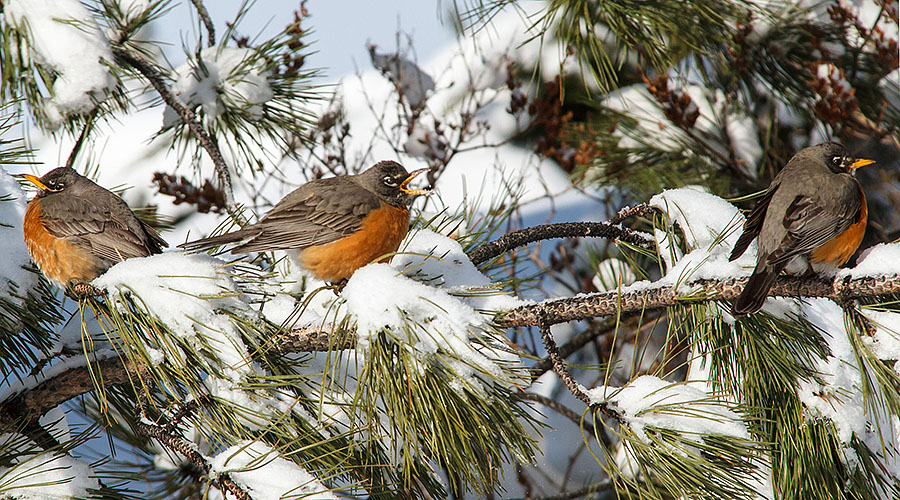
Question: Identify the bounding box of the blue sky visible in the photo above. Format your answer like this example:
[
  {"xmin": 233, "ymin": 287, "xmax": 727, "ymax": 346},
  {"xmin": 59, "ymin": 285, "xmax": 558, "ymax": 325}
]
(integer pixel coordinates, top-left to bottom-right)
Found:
[{"xmin": 158, "ymin": 1, "xmax": 457, "ymax": 79}]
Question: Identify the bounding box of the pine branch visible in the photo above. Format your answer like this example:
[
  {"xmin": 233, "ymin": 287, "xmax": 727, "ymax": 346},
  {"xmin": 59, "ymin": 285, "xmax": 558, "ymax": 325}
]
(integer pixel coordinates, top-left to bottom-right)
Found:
[
  {"xmin": 134, "ymin": 402, "xmax": 252, "ymax": 500},
  {"xmin": 0, "ymin": 357, "xmax": 146, "ymax": 425},
  {"xmin": 468, "ymin": 220, "xmax": 654, "ymax": 265},
  {"xmin": 111, "ymin": 46, "xmax": 236, "ymax": 211},
  {"xmin": 269, "ymin": 324, "xmax": 355, "ymax": 352},
  {"xmin": 498, "ymin": 274, "xmax": 900, "ymax": 327}
]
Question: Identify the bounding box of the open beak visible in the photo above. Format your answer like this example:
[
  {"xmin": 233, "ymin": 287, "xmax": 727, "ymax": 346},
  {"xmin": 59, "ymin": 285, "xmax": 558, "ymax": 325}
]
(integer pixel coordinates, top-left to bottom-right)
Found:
[
  {"xmin": 399, "ymin": 168, "xmax": 432, "ymax": 195},
  {"xmin": 22, "ymin": 174, "xmax": 52, "ymax": 191},
  {"xmin": 851, "ymin": 158, "xmax": 875, "ymax": 170}
]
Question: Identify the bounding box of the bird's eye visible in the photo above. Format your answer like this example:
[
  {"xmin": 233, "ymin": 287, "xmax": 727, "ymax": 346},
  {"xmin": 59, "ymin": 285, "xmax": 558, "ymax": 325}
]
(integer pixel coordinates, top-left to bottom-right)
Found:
[
  {"xmin": 831, "ymin": 155, "xmax": 843, "ymax": 167},
  {"xmin": 382, "ymin": 175, "xmax": 398, "ymax": 187}
]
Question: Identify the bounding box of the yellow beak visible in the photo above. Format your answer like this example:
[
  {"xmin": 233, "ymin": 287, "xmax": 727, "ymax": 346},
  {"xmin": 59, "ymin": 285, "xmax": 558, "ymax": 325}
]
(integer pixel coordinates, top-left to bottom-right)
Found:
[
  {"xmin": 851, "ymin": 158, "xmax": 875, "ymax": 169},
  {"xmin": 399, "ymin": 168, "xmax": 432, "ymax": 195},
  {"xmin": 22, "ymin": 174, "xmax": 53, "ymax": 191}
]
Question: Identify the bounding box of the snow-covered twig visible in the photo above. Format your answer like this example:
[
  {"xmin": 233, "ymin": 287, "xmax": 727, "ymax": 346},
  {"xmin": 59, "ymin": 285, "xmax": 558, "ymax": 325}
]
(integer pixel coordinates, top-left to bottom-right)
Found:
[
  {"xmin": 112, "ymin": 47, "xmax": 237, "ymax": 211},
  {"xmin": 499, "ymin": 274, "xmax": 900, "ymax": 327}
]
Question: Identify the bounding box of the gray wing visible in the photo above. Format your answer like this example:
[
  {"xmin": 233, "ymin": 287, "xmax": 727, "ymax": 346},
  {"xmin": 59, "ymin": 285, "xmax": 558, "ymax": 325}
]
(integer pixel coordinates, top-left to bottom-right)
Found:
[
  {"xmin": 765, "ymin": 188, "xmax": 861, "ymax": 267},
  {"xmin": 730, "ymin": 184, "xmax": 779, "ymax": 262},
  {"xmin": 41, "ymin": 194, "xmax": 166, "ymax": 265},
  {"xmin": 233, "ymin": 180, "xmax": 382, "ymax": 253}
]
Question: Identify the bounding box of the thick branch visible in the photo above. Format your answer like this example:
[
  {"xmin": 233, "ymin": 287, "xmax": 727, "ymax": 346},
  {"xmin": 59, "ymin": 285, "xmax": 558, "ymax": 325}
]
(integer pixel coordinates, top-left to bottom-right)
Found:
[
  {"xmin": 112, "ymin": 47, "xmax": 236, "ymax": 210},
  {"xmin": 0, "ymin": 357, "xmax": 144, "ymax": 424},
  {"xmin": 498, "ymin": 274, "xmax": 900, "ymax": 327},
  {"xmin": 268, "ymin": 325, "xmax": 355, "ymax": 353}
]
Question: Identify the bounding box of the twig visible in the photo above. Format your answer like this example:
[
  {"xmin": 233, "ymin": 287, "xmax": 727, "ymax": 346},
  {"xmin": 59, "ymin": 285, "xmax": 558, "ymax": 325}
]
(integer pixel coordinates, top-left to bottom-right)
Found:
[
  {"xmin": 134, "ymin": 409, "xmax": 252, "ymax": 500},
  {"xmin": 467, "ymin": 221, "xmax": 655, "ymax": 266},
  {"xmin": 66, "ymin": 282, "xmax": 107, "ymax": 300},
  {"xmin": 608, "ymin": 203, "xmax": 654, "ymax": 224},
  {"xmin": 65, "ymin": 110, "xmax": 96, "ymax": 169},
  {"xmin": 498, "ymin": 274, "xmax": 900, "ymax": 327},
  {"xmin": 533, "ymin": 479, "xmax": 614, "ymax": 500},
  {"xmin": 530, "ymin": 320, "xmax": 615, "ymax": 379},
  {"xmin": 190, "ymin": 0, "xmax": 216, "ymax": 47},
  {"xmin": 537, "ymin": 312, "xmax": 592, "ymax": 406},
  {"xmin": 112, "ymin": 46, "xmax": 236, "ymax": 211},
  {"xmin": 519, "ymin": 392, "xmax": 602, "ymax": 442}
]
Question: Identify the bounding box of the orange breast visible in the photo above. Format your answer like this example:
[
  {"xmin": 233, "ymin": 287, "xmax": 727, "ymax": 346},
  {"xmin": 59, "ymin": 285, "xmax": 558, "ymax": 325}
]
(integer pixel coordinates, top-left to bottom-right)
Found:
[
  {"xmin": 299, "ymin": 203, "xmax": 410, "ymax": 282},
  {"xmin": 24, "ymin": 199, "xmax": 102, "ymax": 285},
  {"xmin": 810, "ymin": 186, "xmax": 867, "ymax": 266}
]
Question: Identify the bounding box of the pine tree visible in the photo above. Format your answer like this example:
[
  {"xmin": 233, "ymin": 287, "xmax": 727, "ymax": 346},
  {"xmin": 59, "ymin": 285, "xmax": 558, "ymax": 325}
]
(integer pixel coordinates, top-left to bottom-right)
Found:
[{"xmin": 0, "ymin": 1, "xmax": 897, "ymax": 500}]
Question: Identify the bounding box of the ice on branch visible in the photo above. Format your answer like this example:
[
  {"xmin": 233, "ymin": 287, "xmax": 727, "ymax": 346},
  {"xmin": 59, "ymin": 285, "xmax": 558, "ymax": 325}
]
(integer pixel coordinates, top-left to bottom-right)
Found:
[
  {"xmin": 0, "ymin": 168, "xmax": 40, "ymax": 311},
  {"xmin": 164, "ymin": 46, "xmax": 274, "ymax": 126},
  {"xmin": 211, "ymin": 441, "xmax": 338, "ymax": 500},
  {"xmin": 4, "ymin": 0, "xmax": 116, "ymax": 127}
]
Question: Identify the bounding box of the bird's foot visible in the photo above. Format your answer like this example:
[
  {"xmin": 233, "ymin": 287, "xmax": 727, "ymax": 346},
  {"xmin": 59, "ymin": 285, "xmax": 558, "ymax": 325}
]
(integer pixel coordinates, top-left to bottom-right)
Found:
[
  {"xmin": 328, "ymin": 278, "xmax": 349, "ymax": 295},
  {"xmin": 65, "ymin": 280, "xmax": 107, "ymax": 300}
]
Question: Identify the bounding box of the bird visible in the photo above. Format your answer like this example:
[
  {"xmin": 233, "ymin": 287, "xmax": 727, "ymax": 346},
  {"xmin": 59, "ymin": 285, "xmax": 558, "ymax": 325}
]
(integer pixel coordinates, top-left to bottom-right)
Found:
[
  {"xmin": 22, "ymin": 167, "xmax": 168, "ymax": 291},
  {"xmin": 728, "ymin": 142, "xmax": 874, "ymax": 315},
  {"xmin": 179, "ymin": 161, "xmax": 431, "ymax": 283}
]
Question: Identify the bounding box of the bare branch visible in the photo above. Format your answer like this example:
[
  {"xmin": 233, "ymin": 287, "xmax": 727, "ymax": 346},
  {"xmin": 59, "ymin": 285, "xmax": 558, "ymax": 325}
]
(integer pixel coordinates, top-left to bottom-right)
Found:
[
  {"xmin": 519, "ymin": 391, "xmax": 603, "ymax": 442},
  {"xmin": 111, "ymin": 46, "xmax": 237, "ymax": 211},
  {"xmin": 134, "ymin": 405, "xmax": 252, "ymax": 500},
  {"xmin": 467, "ymin": 221, "xmax": 655, "ymax": 266},
  {"xmin": 190, "ymin": 0, "xmax": 216, "ymax": 47},
  {"xmin": 538, "ymin": 312, "xmax": 593, "ymax": 406},
  {"xmin": 535, "ymin": 479, "xmax": 614, "ymax": 500},
  {"xmin": 530, "ymin": 320, "xmax": 615, "ymax": 379}
]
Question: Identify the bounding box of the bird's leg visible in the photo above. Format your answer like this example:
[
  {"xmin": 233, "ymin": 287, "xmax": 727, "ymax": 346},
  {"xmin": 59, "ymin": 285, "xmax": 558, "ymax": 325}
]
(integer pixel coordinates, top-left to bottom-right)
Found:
[
  {"xmin": 328, "ymin": 278, "xmax": 349, "ymax": 295},
  {"xmin": 65, "ymin": 279, "xmax": 107, "ymax": 300}
]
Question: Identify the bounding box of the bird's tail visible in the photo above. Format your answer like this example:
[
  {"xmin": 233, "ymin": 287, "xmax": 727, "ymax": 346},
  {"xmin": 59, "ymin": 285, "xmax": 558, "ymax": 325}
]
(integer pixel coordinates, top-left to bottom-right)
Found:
[
  {"xmin": 733, "ymin": 265, "xmax": 781, "ymax": 316},
  {"xmin": 178, "ymin": 229, "xmax": 251, "ymax": 253}
]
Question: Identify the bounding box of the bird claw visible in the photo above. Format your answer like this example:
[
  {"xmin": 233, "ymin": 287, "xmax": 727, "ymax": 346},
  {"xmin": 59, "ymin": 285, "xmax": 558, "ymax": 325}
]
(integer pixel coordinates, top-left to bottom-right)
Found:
[
  {"xmin": 329, "ymin": 278, "xmax": 349, "ymax": 295},
  {"xmin": 65, "ymin": 280, "xmax": 107, "ymax": 300}
]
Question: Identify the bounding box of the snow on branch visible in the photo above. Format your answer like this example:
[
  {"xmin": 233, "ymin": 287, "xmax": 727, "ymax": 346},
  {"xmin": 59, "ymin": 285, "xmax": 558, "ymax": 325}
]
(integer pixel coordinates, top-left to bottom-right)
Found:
[
  {"xmin": 497, "ymin": 273, "xmax": 900, "ymax": 327},
  {"xmin": 111, "ymin": 47, "xmax": 237, "ymax": 210}
]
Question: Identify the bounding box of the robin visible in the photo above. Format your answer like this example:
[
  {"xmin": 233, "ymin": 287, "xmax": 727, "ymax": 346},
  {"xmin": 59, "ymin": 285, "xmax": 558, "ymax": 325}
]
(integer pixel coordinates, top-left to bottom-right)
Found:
[
  {"xmin": 179, "ymin": 161, "xmax": 431, "ymax": 283},
  {"xmin": 729, "ymin": 142, "xmax": 874, "ymax": 315},
  {"xmin": 22, "ymin": 167, "xmax": 168, "ymax": 290}
]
